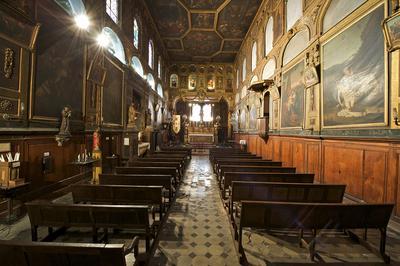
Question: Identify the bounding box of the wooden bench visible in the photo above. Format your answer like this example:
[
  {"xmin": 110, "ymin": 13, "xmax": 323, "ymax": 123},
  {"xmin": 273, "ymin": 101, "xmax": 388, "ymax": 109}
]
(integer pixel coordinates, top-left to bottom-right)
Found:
[
  {"xmin": 221, "ymin": 172, "xmax": 314, "ymax": 198},
  {"xmin": 239, "ymin": 201, "xmax": 394, "ymax": 264},
  {"xmin": 153, "ymin": 150, "xmax": 190, "ymax": 159},
  {"xmin": 0, "ymin": 240, "xmax": 141, "ymax": 266},
  {"xmin": 116, "ymin": 166, "xmax": 179, "ymax": 183},
  {"xmin": 219, "ymin": 165, "xmax": 297, "ymax": 185},
  {"xmin": 98, "ymin": 174, "xmax": 174, "ymax": 203},
  {"xmin": 161, "ymin": 146, "xmax": 192, "ymax": 159},
  {"xmin": 214, "ymin": 159, "xmax": 282, "ymax": 174},
  {"xmin": 71, "ymin": 184, "xmax": 164, "ymax": 220},
  {"xmin": 128, "ymin": 161, "xmax": 183, "ymax": 179},
  {"xmin": 230, "ymin": 181, "xmax": 346, "ymax": 223},
  {"xmin": 136, "ymin": 157, "xmax": 186, "ymax": 170},
  {"xmin": 211, "ymin": 154, "xmax": 261, "ymax": 164},
  {"xmin": 26, "ymin": 201, "xmax": 154, "ymax": 251}
]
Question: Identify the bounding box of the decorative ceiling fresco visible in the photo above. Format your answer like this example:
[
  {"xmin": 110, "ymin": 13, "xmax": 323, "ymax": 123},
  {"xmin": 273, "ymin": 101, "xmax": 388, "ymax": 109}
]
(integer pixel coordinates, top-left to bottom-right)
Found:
[{"xmin": 145, "ymin": 0, "xmax": 262, "ymax": 63}]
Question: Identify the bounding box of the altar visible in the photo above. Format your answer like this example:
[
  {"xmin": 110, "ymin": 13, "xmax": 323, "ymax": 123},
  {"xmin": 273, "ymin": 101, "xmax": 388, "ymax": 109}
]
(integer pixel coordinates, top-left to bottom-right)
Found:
[{"xmin": 188, "ymin": 133, "xmax": 214, "ymax": 144}]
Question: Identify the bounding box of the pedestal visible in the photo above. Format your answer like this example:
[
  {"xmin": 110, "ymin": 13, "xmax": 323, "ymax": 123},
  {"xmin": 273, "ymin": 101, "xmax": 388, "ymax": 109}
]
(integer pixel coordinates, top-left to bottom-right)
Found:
[{"xmin": 92, "ymin": 150, "xmax": 102, "ymax": 184}]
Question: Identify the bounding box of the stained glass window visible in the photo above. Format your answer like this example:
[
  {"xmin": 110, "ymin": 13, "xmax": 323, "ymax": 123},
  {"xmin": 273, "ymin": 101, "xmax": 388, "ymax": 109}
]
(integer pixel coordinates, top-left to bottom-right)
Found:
[
  {"xmin": 133, "ymin": 18, "xmax": 139, "ymax": 48},
  {"xmin": 106, "ymin": 0, "xmax": 118, "ymax": 24}
]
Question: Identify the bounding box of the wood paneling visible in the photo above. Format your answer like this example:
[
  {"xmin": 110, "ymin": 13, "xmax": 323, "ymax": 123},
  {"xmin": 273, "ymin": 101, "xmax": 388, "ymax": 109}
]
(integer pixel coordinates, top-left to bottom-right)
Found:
[{"xmin": 235, "ymin": 133, "xmax": 400, "ymax": 219}]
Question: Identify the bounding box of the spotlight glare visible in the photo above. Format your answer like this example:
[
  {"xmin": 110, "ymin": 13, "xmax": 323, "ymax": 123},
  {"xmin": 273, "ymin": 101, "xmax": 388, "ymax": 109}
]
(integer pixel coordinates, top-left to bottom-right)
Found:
[
  {"xmin": 96, "ymin": 33, "xmax": 110, "ymax": 48},
  {"xmin": 74, "ymin": 14, "xmax": 90, "ymax": 30}
]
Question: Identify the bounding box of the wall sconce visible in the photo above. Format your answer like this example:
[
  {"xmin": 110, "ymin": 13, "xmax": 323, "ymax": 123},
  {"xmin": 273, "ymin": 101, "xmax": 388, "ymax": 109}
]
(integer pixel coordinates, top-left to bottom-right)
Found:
[{"xmin": 393, "ymin": 108, "xmax": 400, "ymax": 126}]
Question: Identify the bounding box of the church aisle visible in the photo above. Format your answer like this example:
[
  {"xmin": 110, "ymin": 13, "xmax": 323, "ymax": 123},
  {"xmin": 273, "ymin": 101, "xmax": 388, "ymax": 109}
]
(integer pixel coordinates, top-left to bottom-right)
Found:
[{"xmin": 151, "ymin": 155, "xmax": 240, "ymax": 265}]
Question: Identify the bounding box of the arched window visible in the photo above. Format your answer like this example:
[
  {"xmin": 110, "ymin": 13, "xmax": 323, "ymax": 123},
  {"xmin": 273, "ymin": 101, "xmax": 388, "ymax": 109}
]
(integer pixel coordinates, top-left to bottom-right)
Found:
[
  {"xmin": 265, "ymin": 16, "xmax": 274, "ymax": 56},
  {"xmin": 55, "ymin": 0, "xmax": 86, "ymax": 16},
  {"xmin": 106, "ymin": 0, "xmax": 119, "ymax": 24},
  {"xmin": 157, "ymin": 84, "xmax": 163, "ymax": 97},
  {"xmin": 158, "ymin": 57, "xmax": 162, "ymax": 78},
  {"xmin": 282, "ymin": 28, "xmax": 309, "ymax": 65},
  {"xmin": 286, "ymin": 0, "xmax": 302, "ymax": 31},
  {"xmin": 242, "ymin": 58, "xmax": 247, "ymax": 81},
  {"xmin": 262, "ymin": 58, "xmax": 276, "ymax": 79},
  {"xmin": 148, "ymin": 40, "xmax": 154, "ymax": 68},
  {"xmin": 190, "ymin": 104, "xmax": 201, "ymax": 122},
  {"xmin": 323, "ymin": 0, "xmax": 366, "ymax": 33},
  {"xmin": 203, "ymin": 104, "xmax": 213, "ymax": 122},
  {"xmin": 101, "ymin": 27, "xmax": 126, "ymax": 64},
  {"xmin": 250, "ymin": 75, "xmax": 259, "ymax": 85},
  {"xmin": 133, "ymin": 18, "xmax": 139, "ymax": 49},
  {"xmin": 147, "ymin": 73, "xmax": 155, "ymax": 90},
  {"xmin": 131, "ymin": 56, "xmax": 144, "ymax": 78},
  {"xmin": 251, "ymin": 42, "xmax": 257, "ymax": 71}
]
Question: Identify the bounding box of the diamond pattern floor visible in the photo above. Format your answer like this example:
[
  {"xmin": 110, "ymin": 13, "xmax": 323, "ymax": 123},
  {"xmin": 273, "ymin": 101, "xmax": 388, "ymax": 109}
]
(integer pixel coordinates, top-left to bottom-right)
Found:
[{"xmin": 151, "ymin": 156, "xmax": 240, "ymax": 265}]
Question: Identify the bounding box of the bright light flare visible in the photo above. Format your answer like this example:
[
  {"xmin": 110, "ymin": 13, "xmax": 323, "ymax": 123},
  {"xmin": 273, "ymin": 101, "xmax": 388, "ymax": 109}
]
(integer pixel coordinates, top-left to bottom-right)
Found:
[
  {"xmin": 96, "ymin": 33, "xmax": 110, "ymax": 48},
  {"xmin": 74, "ymin": 14, "xmax": 90, "ymax": 30}
]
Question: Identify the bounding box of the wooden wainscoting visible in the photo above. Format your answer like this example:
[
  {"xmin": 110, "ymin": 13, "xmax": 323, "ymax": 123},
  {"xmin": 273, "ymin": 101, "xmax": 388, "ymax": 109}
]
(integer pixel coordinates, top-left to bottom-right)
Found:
[{"xmin": 233, "ymin": 133, "xmax": 400, "ymax": 219}]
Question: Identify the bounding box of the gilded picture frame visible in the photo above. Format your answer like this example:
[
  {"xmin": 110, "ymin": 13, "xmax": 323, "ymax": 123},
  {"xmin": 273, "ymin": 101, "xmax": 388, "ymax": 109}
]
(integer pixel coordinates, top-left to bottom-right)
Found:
[
  {"xmin": 303, "ymin": 65, "xmax": 319, "ymax": 88},
  {"xmin": 382, "ymin": 10, "xmax": 400, "ymax": 52}
]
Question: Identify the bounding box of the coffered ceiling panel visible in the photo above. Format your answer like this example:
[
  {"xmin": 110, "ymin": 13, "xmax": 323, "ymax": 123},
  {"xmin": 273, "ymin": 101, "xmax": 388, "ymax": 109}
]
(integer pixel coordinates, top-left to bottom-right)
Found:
[{"xmin": 145, "ymin": 0, "xmax": 262, "ymax": 63}]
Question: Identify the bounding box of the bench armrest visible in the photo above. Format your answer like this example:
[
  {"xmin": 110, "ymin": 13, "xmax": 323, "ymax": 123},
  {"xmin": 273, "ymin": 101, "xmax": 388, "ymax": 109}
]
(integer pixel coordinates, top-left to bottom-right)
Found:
[{"xmin": 124, "ymin": 236, "xmax": 140, "ymax": 257}]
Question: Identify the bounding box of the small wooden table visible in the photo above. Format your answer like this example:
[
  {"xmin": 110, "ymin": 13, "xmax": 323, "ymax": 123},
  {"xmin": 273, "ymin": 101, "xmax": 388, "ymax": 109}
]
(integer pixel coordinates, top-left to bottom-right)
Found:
[{"xmin": 0, "ymin": 182, "xmax": 30, "ymax": 224}]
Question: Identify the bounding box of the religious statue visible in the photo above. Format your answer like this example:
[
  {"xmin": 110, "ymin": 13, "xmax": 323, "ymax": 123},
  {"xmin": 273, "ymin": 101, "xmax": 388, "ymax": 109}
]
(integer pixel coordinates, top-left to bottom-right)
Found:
[
  {"xmin": 127, "ymin": 102, "xmax": 137, "ymax": 128},
  {"xmin": 55, "ymin": 106, "xmax": 72, "ymax": 146},
  {"xmin": 93, "ymin": 127, "xmax": 101, "ymax": 151},
  {"xmin": 58, "ymin": 106, "xmax": 71, "ymax": 136}
]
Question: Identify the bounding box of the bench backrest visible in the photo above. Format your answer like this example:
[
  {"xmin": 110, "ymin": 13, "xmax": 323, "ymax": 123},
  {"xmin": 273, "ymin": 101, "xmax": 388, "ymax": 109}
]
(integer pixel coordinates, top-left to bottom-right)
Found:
[
  {"xmin": 71, "ymin": 184, "xmax": 163, "ymax": 205},
  {"xmin": 26, "ymin": 202, "xmax": 149, "ymax": 230},
  {"xmin": 216, "ymin": 160, "xmax": 282, "ymax": 169},
  {"xmin": 240, "ymin": 201, "xmax": 394, "ymax": 230},
  {"xmin": 129, "ymin": 161, "xmax": 181, "ymax": 169},
  {"xmin": 220, "ymin": 165, "xmax": 296, "ymax": 177},
  {"xmin": 116, "ymin": 167, "xmax": 177, "ymax": 177},
  {"xmin": 223, "ymin": 172, "xmax": 314, "ymax": 191},
  {"xmin": 99, "ymin": 174, "xmax": 172, "ymax": 188},
  {"xmin": 0, "ymin": 240, "xmax": 126, "ymax": 266},
  {"xmin": 231, "ymin": 181, "xmax": 345, "ymax": 203}
]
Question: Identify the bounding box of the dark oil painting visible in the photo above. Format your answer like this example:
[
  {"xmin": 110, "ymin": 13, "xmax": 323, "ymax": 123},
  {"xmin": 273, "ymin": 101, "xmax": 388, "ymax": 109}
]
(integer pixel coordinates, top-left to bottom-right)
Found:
[
  {"xmin": 322, "ymin": 5, "xmax": 385, "ymax": 128},
  {"xmin": 103, "ymin": 57, "xmax": 123, "ymax": 126}
]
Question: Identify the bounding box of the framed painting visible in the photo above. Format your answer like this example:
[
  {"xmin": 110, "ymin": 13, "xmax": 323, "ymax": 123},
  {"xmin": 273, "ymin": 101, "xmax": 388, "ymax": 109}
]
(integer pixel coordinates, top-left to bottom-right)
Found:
[
  {"xmin": 382, "ymin": 10, "xmax": 400, "ymax": 51},
  {"xmin": 280, "ymin": 61, "xmax": 305, "ymax": 129},
  {"xmin": 102, "ymin": 56, "xmax": 123, "ymax": 127},
  {"xmin": 322, "ymin": 4, "xmax": 386, "ymax": 128}
]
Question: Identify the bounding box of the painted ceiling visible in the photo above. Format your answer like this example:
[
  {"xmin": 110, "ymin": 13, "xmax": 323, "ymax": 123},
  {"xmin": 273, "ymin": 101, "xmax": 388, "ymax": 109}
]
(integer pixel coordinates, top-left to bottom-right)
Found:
[{"xmin": 145, "ymin": 0, "xmax": 262, "ymax": 63}]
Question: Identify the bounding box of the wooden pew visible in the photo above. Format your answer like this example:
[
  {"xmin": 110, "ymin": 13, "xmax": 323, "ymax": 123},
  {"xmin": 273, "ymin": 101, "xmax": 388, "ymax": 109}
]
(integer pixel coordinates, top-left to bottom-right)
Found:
[
  {"xmin": 219, "ymin": 165, "xmax": 297, "ymax": 186},
  {"xmin": 71, "ymin": 184, "xmax": 164, "ymax": 220},
  {"xmin": 161, "ymin": 146, "xmax": 192, "ymax": 159},
  {"xmin": 0, "ymin": 240, "xmax": 139, "ymax": 266},
  {"xmin": 229, "ymin": 181, "xmax": 346, "ymax": 220},
  {"xmin": 116, "ymin": 166, "xmax": 179, "ymax": 183},
  {"xmin": 99, "ymin": 174, "xmax": 174, "ymax": 203},
  {"xmin": 210, "ymin": 154, "xmax": 259, "ymax": 164},
  {"xmin": 239, "ymin": 201, "xmax": 394, "ymax": 264},
  {"xmin": 221, "ymin": 172, "xmax": 314, "ymax": 198},
  {"xmin": 26, "ymin": 201, "xmax": 154, "ymax": 251},
  {"xmin": 214, "ymin": 159, "xmax": 282, "ymax": 174},
  {"xmin": 128, "ymin": 161, "xmax": 183, "ymax": 179},
  {"xmin": 135, "ymin": 157, "xmax": 186, "ymax": 170},
  {"xmin": 153, "ymin": 150, "xmax": 190, "ymax": 159}
]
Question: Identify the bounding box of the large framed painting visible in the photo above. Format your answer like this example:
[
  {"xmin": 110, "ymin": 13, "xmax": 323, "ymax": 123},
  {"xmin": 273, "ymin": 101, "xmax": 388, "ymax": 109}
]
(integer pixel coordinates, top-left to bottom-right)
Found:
[
  {"xmin": 280, "ymin": 61, "xmax": 305, "ymax": 129},
  {"xmin": 322, "ymin": 4, "xmax": 386, "ymax": 128},
  {"xmin": 102, "ymin": 57, "xmax": 123, "ymax": 126},
  {"xmin": 32, "ymin": 31, "xmax": 84, "ymax": 121},
  {"xmin": 382, "ymin": 11, "xmax": 400, "ymax": 51}
]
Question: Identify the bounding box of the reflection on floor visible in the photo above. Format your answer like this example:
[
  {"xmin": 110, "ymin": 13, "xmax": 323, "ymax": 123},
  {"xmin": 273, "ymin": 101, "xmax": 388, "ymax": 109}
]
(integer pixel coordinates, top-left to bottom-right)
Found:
[{"xmin": 151, "ymin": 155, "xmax": 240, "ymax": 265}]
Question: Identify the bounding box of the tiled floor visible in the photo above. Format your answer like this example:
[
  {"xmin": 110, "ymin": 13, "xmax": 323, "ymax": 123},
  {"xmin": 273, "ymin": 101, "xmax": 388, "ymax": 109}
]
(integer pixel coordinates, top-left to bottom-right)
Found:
[{"xmin": 151, "ymin": 155, "xmax": 240, "ymax": 266}]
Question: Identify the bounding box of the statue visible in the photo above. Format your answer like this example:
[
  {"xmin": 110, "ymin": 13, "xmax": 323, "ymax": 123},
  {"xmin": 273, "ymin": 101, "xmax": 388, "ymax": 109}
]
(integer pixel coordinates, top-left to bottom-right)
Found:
[
  {"xmin": 127, "ymin": 102, "xmax": 137, "ymax": 128},
  {"xmin": 55, "ymin": 106, "xmax": 71, "ymax": 146},
  {"xmin": 93, "ymin": 127, "xmax": 101, "ymax": 151},
  {"xmin": 58, "ymin": 106, "xmax": 71, "ymax": 136}
]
